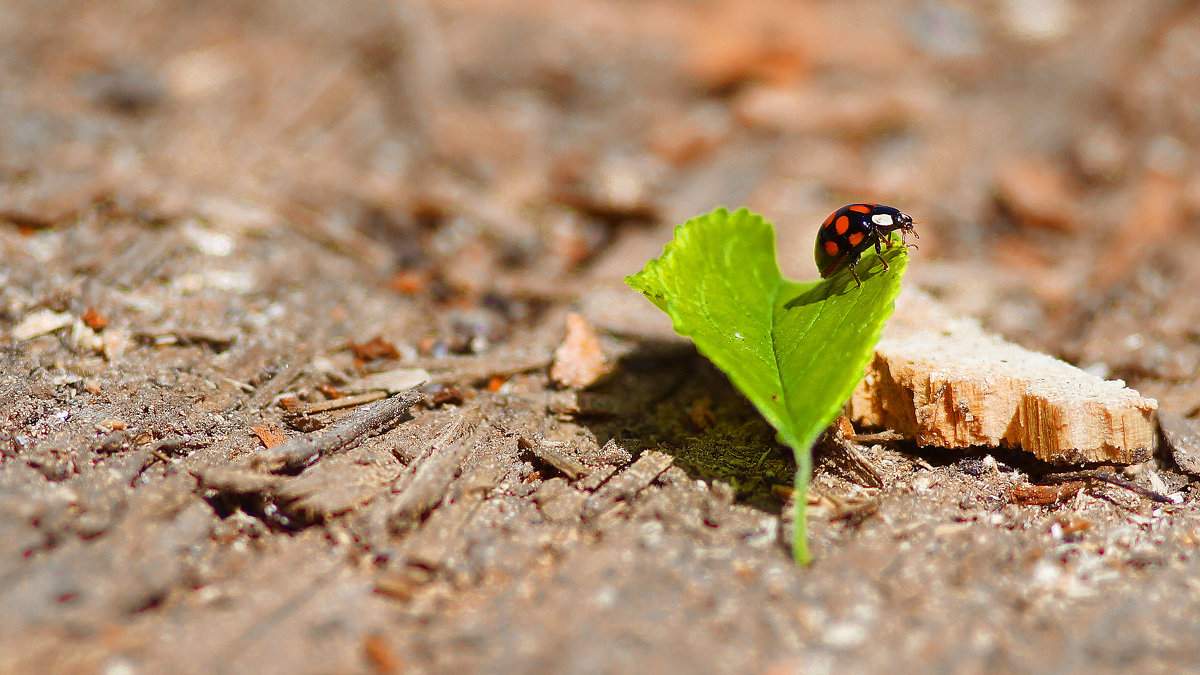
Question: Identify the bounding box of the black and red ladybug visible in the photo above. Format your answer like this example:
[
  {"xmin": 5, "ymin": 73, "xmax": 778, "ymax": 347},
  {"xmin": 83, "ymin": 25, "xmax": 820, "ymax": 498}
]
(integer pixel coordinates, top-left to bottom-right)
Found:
[{"xmin": 814, "ymin": 203, "xmax": 917, "ymax": 287}]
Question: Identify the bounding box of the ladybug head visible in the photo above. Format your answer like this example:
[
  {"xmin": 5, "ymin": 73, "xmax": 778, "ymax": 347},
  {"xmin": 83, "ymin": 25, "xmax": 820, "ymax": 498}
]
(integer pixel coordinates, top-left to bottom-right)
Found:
[{"xmin": 868, "ymin": 206, "xmax": 914, "ymax": 233}]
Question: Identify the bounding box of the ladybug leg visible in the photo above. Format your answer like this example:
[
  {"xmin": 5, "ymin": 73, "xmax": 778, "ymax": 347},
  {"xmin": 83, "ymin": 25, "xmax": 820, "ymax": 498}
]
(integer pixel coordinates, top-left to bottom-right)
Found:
[
  {"xmin": 848, "ymin": 263, "xmax": 862, "ymax": 288},
  {"xmin": 833, "ymin": 250, "xmax": 864, "ymax": 287},
  {"xmin": 880, "ymin": 227, "xmax": 919, "ymax": 252},
  {"xmin": 879, "ymin": 229, "xmax": 902, "ymax": 251},
  {"xmin": 849, "ymin": 251, "xmax": 865, "ymax": 287},
  {"xmin": 872, "ymin": 235, "xmax": 892, "ymax": 273}
]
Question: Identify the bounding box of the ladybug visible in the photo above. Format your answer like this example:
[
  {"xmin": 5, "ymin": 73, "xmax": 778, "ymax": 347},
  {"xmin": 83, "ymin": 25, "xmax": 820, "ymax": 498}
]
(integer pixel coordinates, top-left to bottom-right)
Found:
[{"xmin": 815, "ymin": 203, "xmax": 917, "ymax": 287}]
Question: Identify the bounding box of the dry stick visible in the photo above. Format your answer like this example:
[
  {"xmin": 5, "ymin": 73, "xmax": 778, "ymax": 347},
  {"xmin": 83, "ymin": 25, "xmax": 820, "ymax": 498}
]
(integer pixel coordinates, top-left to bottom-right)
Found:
[
  {"xmin": 1040, "ymin": 471, "xmax": 1176, "ymax": 504},
  {"xmin": 851, "ymin": 431, "xmax": 905, "ymax": 443},
  {"xmin": 389, "ymin": 408, "xmax": 486, "ymax": 533},
  {"xmin": 292, "ymin": 391, "xmax": 387, "ymax": 415},
  {"xmin": 252, "ymin": 388, "xmax": 422, "ymax": 472}
]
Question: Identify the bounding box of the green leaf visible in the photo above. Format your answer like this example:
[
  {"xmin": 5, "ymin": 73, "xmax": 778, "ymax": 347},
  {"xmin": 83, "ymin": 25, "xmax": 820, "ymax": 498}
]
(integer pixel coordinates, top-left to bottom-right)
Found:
[{"xmin": 625, "ymin": 207, "xmax": 907, "ymax": 564}]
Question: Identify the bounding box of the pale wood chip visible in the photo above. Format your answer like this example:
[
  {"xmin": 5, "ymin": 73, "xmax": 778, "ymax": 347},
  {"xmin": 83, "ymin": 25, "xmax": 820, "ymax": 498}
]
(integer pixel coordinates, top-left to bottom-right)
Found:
[{"xmin": 849, "ymin": 293, "xmax": 1156, "ymax": 464}]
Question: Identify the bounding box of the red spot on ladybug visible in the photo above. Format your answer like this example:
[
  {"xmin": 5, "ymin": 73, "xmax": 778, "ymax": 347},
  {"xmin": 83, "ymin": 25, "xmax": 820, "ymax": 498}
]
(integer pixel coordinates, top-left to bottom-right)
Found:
[{"xmin": 814, "ymin": 203, "xmax": 918, "ymax": 287}]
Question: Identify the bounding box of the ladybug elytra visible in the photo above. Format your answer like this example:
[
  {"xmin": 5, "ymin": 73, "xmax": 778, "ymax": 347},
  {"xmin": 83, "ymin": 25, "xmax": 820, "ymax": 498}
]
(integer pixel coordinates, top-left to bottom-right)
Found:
[{"xmin": 814, "ymin": 203, "xmax": 917, "ymax": 287}]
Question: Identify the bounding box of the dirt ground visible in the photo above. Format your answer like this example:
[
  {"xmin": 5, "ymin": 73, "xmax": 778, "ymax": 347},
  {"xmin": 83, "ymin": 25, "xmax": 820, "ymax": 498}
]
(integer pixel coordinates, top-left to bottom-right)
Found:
[{"xmin": 5, "ymin": 1, "xmax": 1200, "ymax": 672}]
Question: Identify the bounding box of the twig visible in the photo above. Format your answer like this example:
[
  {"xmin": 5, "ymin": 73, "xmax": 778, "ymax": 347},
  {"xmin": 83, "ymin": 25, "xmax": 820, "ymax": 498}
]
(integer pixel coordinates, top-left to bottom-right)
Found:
[
  {"xmin": 1041, "ymin": 471, "xmax": 1176, "ymax": 504},
  {"xmin": 1009, "ymin": 482, "xmax": 1082, "ymax": 506},
  {"xmin": 851, "ymin": 430, "xmax": 906, "ymax": 443},
  {"xmin": 252, "ymin": 388, "xmax": 421, "ymax": 472},
  {"xmin": 292, "ymin": 391, "xmax": 387, "ymax": 415},
  {"xmin": 388, "ymin": 407, "xmax": 485, "ymax": 533}
]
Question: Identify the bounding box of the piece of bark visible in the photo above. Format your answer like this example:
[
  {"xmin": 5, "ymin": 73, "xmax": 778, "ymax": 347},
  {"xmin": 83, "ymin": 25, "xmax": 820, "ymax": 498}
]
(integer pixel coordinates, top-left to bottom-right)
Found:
[
  {"xmin": 195, "ymin": 466, "xmax": 285, "ymax": 494},
  {"xmin": 275, "ymin": 452, "xmax": 403, "ymax": 520},
  {"xmin": 0, "ymin": 489, "xmax": 214, "ymax": 628},
  {"xmin": 849, "ymin": 293, "xmax": 1157, "ymax": 464},
  {"xmin": 251, "ymin": 425, "xmax": 288, "ymax": 449},
  {"xmin": 518, "ymin": 436, "xmax": 589, "ymax": 481},
  {"xmin": 575, "ymin": 463, "xmax": 619, "ymax": 492},
  {"xmin": 0, "ymin": 169, "xmax": 113, "ymax": 229},
  {"xmin": 1008, "ymin": 482, "xmax": 1082, "ymax": 506},
  {"xmin": 135, "ymin": 327, "xmax": 238, "ymax": 349},
  {"xmin": 581, "ymin": 450, "xmax": 675, "ymax": 522},
  {"xmin": 814, "ymin": 416, "xmax": 883, "ymax": 488},
  {"xmin": 393, "ymin": 454, "xmax": 507, "ymax": 571},
  {"xmin": 388, "ymin": 408, "xmax": 486, "ymax": 533},
  {"xmin": 529, "ymin": 478, "xmax": 588, "ymax": 523},
  {"xmin": 993, "ymin": 156, "xmax": 1079, "ymax": 232}
]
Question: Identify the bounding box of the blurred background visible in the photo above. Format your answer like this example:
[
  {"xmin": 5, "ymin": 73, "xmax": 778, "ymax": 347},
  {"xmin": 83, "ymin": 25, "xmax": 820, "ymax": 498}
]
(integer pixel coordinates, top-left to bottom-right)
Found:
[{"xmin": 3, "ymin": 0, "xmax": 1199, "ymax": 407}]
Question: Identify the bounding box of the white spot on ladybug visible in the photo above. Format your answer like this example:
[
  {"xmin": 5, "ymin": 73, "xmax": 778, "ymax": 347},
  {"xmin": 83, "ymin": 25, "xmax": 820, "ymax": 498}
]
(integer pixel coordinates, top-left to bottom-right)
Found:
[{"xmin": 871, "ymin": 213, "xmax": 894, "ymax": 226}]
